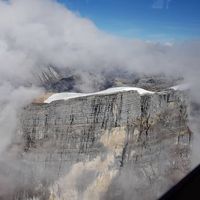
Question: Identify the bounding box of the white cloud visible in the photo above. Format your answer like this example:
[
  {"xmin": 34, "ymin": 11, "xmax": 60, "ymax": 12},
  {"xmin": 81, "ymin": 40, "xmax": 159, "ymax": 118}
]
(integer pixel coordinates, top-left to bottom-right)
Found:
[
  {"xmin": 0, "ymin": 0, "xmax": 198, "ymax": 83},
  {"xmin": 152, "ymin": 0, "xmax": 173, "ymax": 9}
]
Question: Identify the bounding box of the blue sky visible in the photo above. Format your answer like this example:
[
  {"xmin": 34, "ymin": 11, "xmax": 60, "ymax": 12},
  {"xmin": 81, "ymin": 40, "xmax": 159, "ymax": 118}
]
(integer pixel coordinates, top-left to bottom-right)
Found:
[{"xmin": 58, "ymin": 0, "xmax": 200, "ymax": 41}]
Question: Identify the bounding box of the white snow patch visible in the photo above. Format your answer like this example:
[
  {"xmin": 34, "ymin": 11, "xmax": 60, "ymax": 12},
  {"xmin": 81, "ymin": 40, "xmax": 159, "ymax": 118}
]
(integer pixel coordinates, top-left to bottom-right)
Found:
[{"xmin": 44, "ymin": 87, "xmax": 154, "ymax": 104}]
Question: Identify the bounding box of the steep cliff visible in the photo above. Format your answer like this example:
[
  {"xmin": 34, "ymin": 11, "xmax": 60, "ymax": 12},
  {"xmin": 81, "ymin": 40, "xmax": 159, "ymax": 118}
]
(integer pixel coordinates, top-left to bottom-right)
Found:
[{"xmin": 13, "ymin": 88, "xmax": 191, "ymax": 200}]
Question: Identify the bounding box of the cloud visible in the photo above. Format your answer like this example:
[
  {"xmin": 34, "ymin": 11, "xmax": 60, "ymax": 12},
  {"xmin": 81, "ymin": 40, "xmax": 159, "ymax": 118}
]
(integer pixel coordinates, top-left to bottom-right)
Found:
[
  {"xmin": 0, "ymin": 0, "xmax": 198, "ymax": 82},
  {"xmin": 152, "ymin": 0, "xmax": 173, "ymax": 9}
]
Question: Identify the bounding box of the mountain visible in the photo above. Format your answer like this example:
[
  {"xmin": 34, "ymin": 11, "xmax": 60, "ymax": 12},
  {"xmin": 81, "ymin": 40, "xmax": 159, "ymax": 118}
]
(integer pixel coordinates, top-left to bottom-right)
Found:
[
  {"xmin": 8, "ymin": 87, "xmax": 191, "ymax": 200},
  {"xmin": 35, "ymin": 66, "xmax": 183, "ymax": 93}
]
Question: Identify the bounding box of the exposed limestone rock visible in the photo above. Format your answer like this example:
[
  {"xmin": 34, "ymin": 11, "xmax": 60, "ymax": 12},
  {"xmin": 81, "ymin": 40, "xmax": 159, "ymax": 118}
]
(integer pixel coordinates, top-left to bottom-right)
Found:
[{"xmin": 13, "ymin": 89, "xmax": 191, "ymax": 200}]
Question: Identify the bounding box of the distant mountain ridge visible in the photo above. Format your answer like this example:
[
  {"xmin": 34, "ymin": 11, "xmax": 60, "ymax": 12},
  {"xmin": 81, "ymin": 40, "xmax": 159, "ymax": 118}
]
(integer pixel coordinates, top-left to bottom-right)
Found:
[{"xmin": 36, "ymin": 66, "xmax": 183, "ymax": 93}]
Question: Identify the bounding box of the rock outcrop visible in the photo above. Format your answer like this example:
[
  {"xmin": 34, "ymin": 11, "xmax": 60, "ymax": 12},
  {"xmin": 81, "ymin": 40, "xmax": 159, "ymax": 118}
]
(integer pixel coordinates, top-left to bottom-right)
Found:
[{"xmin": 12, "ymin": 88, "xmax": 191, "ymax": 200}]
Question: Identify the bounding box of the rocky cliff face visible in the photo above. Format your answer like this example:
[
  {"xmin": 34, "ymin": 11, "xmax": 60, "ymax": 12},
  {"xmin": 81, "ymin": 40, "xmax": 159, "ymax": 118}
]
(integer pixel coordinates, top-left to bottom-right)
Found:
[{"xmin": 12, "ymin": 89, "xmax": 191, "ymax": 200}]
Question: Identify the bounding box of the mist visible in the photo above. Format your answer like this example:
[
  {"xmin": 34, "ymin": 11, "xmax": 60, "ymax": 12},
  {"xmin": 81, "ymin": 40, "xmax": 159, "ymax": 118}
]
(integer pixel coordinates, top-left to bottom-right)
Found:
[
  {"xmin": 0, "ymin": 0, "xmax": 200, "ymax": 199},
  {"xmin": 0, "ymin": 0, "xmax": 200, "ymax": 79}
]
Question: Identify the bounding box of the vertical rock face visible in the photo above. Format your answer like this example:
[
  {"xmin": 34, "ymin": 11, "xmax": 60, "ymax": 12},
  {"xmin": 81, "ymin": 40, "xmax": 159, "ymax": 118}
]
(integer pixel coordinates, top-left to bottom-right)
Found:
[{"xmin": 15, "ymin": 89, "xmax": 191, "ymax": 200}]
